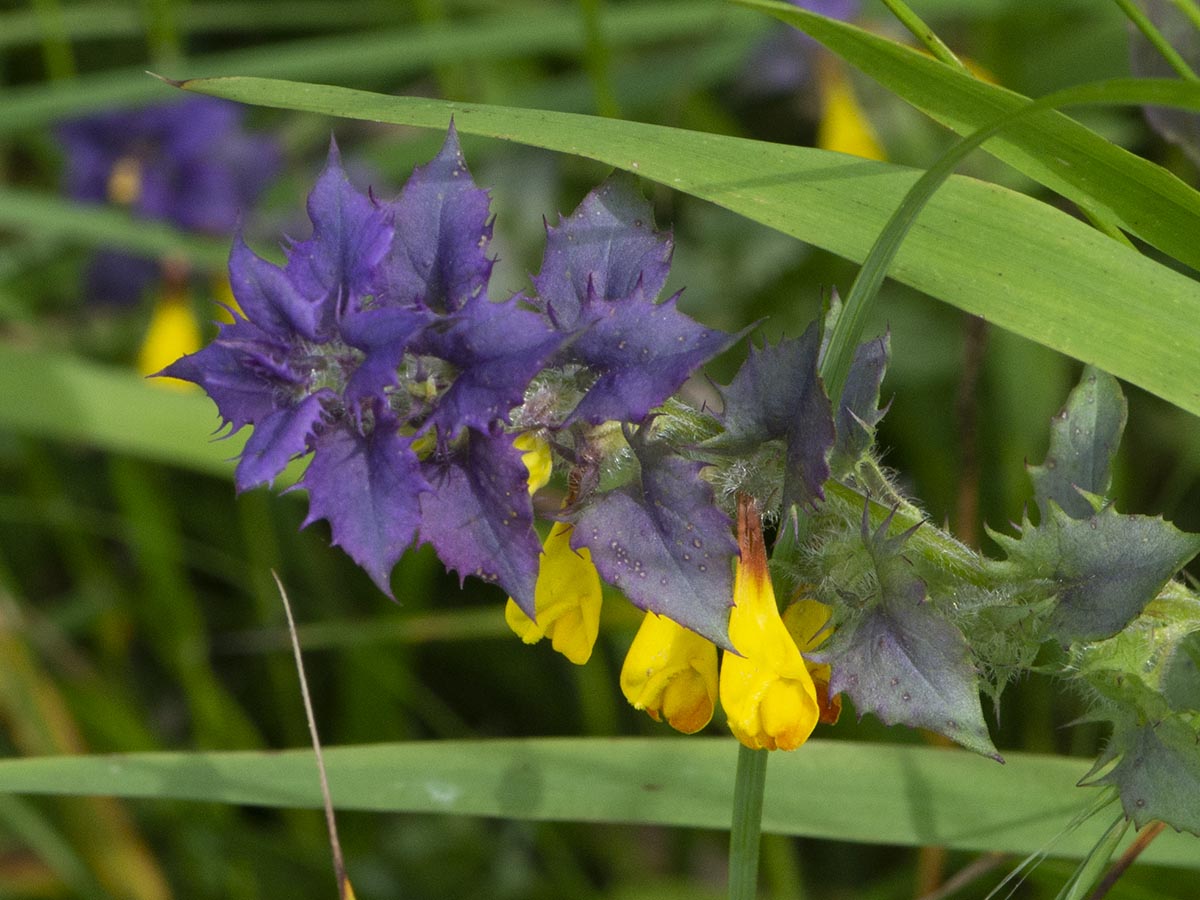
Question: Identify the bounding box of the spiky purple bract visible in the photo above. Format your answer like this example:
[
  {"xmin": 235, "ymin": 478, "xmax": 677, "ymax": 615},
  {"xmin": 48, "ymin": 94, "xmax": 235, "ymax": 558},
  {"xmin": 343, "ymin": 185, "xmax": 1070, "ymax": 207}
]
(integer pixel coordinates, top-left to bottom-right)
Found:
[{"xmin": 163, "ymin": 128, "xmax": 554, "ymax": 600}]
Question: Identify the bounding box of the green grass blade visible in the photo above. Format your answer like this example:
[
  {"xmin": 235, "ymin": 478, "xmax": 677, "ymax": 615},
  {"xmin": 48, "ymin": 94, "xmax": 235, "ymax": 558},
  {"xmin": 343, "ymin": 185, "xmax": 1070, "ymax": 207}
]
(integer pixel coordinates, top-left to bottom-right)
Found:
[
  {"xmin": 0, "ymin": 794, "xmax": 108, "ymax": 899},
  {"xmin": 0, "ymin": 739, "xmax": 1195, "ymax": 868},
  {"xmin": 0, "ymin": 1, "xmax": 741, "ymax": 134},
  {"xmin": 173, "ymin": 79, "xmax": 1200, "ymax": 420},
  {"xmin": 0, "ymin": 345, "xmax": 240, "ymax": 478},
  {"xmin": 823, "ymin": 76, "xmax": 1200, "ymax": 402},
  {"xmin": 1055, "ymin": 811, "xmax": 1129, "ymax": 900},
  {"xmin": 733, "ymin": 0, "xmax": 1200, "ymax": 275},
  {"xmin": 0, "ymin": 187, "xmax": 228, "ymax": 270},
  {"xmin": 0, "ymin": 2, "xmax": 411, "ymax": 49}
]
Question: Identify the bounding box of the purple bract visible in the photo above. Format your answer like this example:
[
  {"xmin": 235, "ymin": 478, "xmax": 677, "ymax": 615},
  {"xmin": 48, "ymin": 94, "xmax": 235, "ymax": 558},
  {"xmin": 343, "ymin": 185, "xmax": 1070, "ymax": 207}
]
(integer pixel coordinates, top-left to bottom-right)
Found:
[
  {"xmin": 164, "ymin": 123, "xmax": 742, "ymax": 637},
  {"xmin": 528, "ymin": 175, "xmax": 737, "ymax": 427},
  {"xmin": 163, "ymin": 128, "xmax": 558, "ymax": 609}
]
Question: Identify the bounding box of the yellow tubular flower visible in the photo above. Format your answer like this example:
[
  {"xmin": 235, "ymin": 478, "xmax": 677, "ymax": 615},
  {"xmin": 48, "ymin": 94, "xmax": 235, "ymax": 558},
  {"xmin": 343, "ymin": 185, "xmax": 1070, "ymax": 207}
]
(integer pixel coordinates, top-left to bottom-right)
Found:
[
  {"xmin": 504, "ymin": 521, "xmax": 603, "ymax": 665},
  {"xmin": 138, "ymin": 288, "xmax": 202, "ymax": 389},
  {"xmin": 782, "ymin": 596, "xmax": 842, "ymax": 725},
  {"xmin": 816, "ymin": 57, "xmax": 886, "ymax": 161},
  {"xmin": 620, "ymin": 611, "xmax": 718, "ymax": 734},
  {"xmin": 513, "ymin": 432, "xmax": 552, "ymax": 495},
  {"xmin": 719, "ymin": 496, "xmax": 820, "ymax": 751},
  {"xmin": 507, "ymin": 431, "xmax": 604, "ymax": 664}
]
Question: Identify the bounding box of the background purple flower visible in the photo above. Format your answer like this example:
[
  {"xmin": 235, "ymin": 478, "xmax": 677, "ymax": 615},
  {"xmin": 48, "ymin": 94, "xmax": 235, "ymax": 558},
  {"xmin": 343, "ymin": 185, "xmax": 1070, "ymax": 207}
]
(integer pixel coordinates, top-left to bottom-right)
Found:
[
  {"xmin": 738, "ymin": 0, "xmax": 861, "ymax": 97},
  {"xmin": 58, "ymin": 96, "xmax": 279, "ymax": 233},
  {"xmin": 56, "ymin": 96, "xmax": 280, "ymax": 303}
]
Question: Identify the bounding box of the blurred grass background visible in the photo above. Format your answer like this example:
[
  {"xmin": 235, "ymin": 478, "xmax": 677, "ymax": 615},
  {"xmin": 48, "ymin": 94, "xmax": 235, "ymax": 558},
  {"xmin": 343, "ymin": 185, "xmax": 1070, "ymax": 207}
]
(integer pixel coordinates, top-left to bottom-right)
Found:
[{"xmin": 0, "ymin": 0, "xmax": 1198, "ymax": 897}]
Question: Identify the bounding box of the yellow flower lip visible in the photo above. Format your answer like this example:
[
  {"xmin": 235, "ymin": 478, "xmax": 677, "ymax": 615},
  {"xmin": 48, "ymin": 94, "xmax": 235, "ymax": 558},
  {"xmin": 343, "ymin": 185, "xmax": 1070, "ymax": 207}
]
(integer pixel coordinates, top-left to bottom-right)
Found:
[
  {"xmin": 514, "ymin": 432, "xmax": 552, "ymax": 496},
  {"xmin": 505, "ymin": 521, "xmax": 602, "ymax": 665},
  {"xmin": 620, "ymin": 611, "xmax": 718, "ymax": 734}
]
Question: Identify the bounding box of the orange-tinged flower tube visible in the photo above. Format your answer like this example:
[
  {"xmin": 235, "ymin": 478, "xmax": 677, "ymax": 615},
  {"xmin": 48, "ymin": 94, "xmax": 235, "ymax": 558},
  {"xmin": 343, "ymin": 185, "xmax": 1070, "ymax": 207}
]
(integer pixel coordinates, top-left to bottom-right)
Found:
[
  {"xmin": 505, "ymin": 521, "xmax": 603, "ymax": 665},
  {"xmin": 719, "ymin": 496, "xmax": 820, "ymax": 750},
  {"xmin": 620, "ymin": 611, "xmax": 718, "ymax": 734}
]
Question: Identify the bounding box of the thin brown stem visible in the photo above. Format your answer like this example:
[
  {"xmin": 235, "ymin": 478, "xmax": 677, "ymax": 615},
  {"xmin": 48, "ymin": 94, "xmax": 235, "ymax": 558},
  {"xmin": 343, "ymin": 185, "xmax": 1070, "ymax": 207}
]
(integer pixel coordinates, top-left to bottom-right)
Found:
[
  {"xmin": 917, "ymin": 853, "xmax": 1008, "ymax": 900},
  {"xmin": 274, "ymin": 571, "xmax": 352, "ymax": 900},
  {"xmin": 1084, "ymin": 820, "xmax": 1166, "ymax": 900}
]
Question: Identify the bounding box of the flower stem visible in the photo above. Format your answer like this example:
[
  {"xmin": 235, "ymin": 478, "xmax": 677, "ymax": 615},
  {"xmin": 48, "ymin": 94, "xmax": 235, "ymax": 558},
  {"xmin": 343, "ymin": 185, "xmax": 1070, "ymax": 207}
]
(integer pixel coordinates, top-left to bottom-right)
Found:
[
  {"xmin": 729, "ymin": 743, "xmax": 769, "ymax": 900},
  {"xmin": 1113, "ymin": 0, "xmax": 1200, "ymax": 81},
  {"xmin": 878, "ymin": 0, "xmax": 966, "ymax": 72}
]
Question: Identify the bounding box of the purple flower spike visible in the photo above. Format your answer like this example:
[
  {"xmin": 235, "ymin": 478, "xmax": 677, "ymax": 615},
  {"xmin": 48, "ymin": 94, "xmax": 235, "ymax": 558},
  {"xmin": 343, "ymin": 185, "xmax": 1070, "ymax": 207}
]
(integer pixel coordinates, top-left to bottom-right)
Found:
[
  {"xmin": 162, "ymin": 127, "xmax": 566, "ymax": 601},
  {"xmin": 165, "ymin": 124, "xmax": 738, "ymax": 613},
  {"xmin": 383, "ymin": 123, "xmax": 495, "ymax": 312},
  {"xmin": 565, "ymin": 286, "xmax": 741, "ymax": 426},
  {"xmin": 161, "ymin": 144, "xmax": 437, "ymax": 581},
  {"xmin": 285, "ymin": 141, "xmax": 395, "ymax": 326},
  {"xmin": 57, "ymin": 96, "xmax": 281, "ymax": 304},
  {"xmin": 739, "ymin": 0, "xmax": 860, "ymax": 99},
  {"xmin": 419, "ymin": 431, "xmax": 542, "ymax": 613},
  {"xmin": 533, "ymin": 174, "xmax": 673, "ymax": 330},
  {"xmin": 419, "ymin": 294, "xmax": 564, "ymax": 439}
]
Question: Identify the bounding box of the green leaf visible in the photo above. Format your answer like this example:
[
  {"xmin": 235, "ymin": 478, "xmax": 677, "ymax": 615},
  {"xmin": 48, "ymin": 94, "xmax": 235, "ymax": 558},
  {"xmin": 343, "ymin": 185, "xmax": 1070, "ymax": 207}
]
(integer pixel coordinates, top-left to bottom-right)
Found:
[
  {"xmin": 991, "ymin": 505, "xmax": 1200, "ymax": 643},
  {"xmin": 1054, "ymin": 811, "xmax": 1130, "ymax": 900},
  {"xmin": 171, "ymin": 77, "xmax": 1200, "ymax": 424},
  {"xmin": 821, "ymin": 513, "xmax": 999, "ymax": 758},
  {"xmin": 734, "ymin": 0, "xmax": 1200, "ymax": 274},
  {"xmin": 0, "ymin": 738, "xmax": 1196, "ymax": 866},
  {"xmin": 1097, "ymin": 716, "xmax": 1200, "ymax": 834},
  {"xmin": 1029, "ymin": 366, "xmax": 1127, "ymax": 521},
  {"xmin": 0, "ymin": 344, "xmax": 249, "ymax": 480},
  {"xmin": 1163, "ymin": 631, "xmax": 1200, "ymax": 713},
  {"xmin": 0, "ymin": 187, "xmax": 228, "ymax": 269}
]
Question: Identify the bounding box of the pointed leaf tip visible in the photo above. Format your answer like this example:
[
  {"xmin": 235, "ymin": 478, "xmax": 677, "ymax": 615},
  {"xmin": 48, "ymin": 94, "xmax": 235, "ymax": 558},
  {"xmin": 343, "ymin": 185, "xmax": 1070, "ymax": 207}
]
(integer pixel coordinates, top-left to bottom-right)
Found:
[{"xmin": 1029, "ymin": 365, "xmax": 1126, "ymax": 521}]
